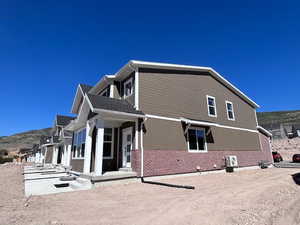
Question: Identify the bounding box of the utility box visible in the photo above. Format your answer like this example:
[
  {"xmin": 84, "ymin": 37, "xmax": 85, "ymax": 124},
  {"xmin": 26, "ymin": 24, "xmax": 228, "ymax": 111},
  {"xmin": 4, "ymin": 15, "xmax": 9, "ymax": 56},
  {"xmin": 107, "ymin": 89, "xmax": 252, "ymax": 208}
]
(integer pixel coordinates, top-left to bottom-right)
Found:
[{"xmin": 225, "ymin": 156, "xmax": 238, "ymax": 172}]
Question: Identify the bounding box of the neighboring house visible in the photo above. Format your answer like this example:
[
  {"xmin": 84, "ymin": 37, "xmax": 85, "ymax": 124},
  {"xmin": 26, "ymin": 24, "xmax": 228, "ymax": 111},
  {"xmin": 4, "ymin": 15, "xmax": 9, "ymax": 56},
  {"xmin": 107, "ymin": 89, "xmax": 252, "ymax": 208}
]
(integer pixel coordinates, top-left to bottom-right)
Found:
[
  {"xmin": 51, "ymin": 115, "xmax": 75, "ymax": 167},
  {"xmin": 261, "ymin": 122, "xmax": 300, "ymax": 139},
  {"xmin": 31, "ymin": 144, "xmax": 42, "ymax": 164},
  {"xmin": 40, "ymin": 135, "xmax": 59, "ymax": 164},
  {"xmin": 17, "ymin": 148, "xmax": 32, "ymax": 162},
  {"xmin": 65, "ymin": 60, "xmax": 273, "ymax": 178}
]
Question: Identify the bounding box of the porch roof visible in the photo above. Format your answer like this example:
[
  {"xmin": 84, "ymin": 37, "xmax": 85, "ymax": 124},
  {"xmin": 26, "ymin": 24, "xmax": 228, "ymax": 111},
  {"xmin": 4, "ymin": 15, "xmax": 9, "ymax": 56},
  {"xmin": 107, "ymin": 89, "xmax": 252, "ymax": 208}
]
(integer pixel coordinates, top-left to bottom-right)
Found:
[{"xmin": 86, "ymin": 94, "xmax": 145, "ymax": 117}]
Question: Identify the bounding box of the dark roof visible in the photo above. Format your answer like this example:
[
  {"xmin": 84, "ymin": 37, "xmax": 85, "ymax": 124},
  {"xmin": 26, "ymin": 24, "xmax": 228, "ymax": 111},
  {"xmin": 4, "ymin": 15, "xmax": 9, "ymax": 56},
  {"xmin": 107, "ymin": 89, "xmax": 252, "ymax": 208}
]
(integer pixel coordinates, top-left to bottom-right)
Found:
[
  {"xmin": 56, "ymin": 115, "xmax": 76, "ymax": 126},
  {"xmin": 86, "ymin": 94, "xmax": 144, "ymax": 116},
  {"xmin": 79, "ymin": 84, "xmax": 93, "ymax": 94},
  {"xmin": 63, "ymin": 130, "xmax": 73, "ymax": 138}
]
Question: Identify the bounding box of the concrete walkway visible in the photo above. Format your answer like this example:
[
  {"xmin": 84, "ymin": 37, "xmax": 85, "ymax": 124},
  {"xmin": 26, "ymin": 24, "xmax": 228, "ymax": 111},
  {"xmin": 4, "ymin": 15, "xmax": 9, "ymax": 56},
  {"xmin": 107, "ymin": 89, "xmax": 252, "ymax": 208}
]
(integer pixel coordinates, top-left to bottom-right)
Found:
[{"xmin": 24, "ymin": 165, "xmax": 92, "ymax": 197}]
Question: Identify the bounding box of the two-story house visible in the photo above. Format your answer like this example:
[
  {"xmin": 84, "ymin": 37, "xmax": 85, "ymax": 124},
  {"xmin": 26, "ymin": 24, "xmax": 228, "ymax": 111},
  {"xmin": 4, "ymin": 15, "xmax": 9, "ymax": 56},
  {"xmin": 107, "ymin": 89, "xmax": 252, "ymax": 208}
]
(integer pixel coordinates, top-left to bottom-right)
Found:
[
  {"xmin": 65, "ymin": 60, "xmax": 273, "ymax": 179},
  {"xmin": 51, "ymin": 115, "xmax": 75, "ymax": 167},
  {"xmin": 40, "ymin": 135, "xmax": 59, "ymax": 165}
]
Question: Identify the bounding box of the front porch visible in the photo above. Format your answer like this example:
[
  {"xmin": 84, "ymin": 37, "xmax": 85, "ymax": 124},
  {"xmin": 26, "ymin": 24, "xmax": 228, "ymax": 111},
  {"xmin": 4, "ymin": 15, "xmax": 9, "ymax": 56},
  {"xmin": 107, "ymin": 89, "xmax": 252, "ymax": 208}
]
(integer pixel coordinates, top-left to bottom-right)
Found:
[{"xmin": 66, "ymin": 94, "xmax": 145, "ymax": 180}]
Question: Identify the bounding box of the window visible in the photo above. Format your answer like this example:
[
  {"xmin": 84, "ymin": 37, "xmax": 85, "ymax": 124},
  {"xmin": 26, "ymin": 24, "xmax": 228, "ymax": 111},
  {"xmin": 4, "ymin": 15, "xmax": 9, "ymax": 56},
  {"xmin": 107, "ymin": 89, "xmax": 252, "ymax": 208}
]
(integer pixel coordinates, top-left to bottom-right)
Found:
[
  {"xmin": 103, "ymin": 128, "xmax": 113, "ymax": 159},
  {"xmin": 187, "ymin": 128, "xmax": 207, "ymax": 152},
  {"xmin": 100, "ymin": 87, "xmax": 110, "ymax": 97},
  {"xmin": 123, "ymin": 78, "xmax": 133, "ymax": 97},
  {"xmin": 207, "ymin": 95, "xmax": 217, "ymax": 117},
  {"xmin": 226, "ymin": 101, "xmax": 235, "ymax": 120},
  {"xmin": 72, "ymin": 128, "xmax": 86, "ymax": 159}
]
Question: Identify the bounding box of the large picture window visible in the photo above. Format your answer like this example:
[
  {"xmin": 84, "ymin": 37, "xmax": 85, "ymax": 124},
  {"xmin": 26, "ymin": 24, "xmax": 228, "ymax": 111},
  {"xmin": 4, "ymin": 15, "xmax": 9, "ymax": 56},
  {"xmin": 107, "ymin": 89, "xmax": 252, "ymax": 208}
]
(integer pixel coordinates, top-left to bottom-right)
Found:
[
  {"xmin": 187, "ymin": 128, "xmax": 207, "ymax": 152},
  {"xmin": 103, "ymin": 128, "xmax": 113, "ymax": 159},
  {"xmin": 207, "ymin": 95, "xmax": 217, "ymax": 117},
  {"xmin": 226, "ymin": 101, "xmax": 235, "ymax": 120},
  {"xmin": 72, "ymin": 128, "xmax": 86, "ymax": 159}
]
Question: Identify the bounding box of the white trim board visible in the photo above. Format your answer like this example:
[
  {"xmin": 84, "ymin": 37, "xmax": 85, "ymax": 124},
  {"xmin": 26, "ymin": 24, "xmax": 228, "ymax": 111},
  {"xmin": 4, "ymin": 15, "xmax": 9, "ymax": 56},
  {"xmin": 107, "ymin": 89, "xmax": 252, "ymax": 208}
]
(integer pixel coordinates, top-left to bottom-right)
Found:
[{"xmin": 146, "ymin": 114, "xmax": 259, "ymax": 133}]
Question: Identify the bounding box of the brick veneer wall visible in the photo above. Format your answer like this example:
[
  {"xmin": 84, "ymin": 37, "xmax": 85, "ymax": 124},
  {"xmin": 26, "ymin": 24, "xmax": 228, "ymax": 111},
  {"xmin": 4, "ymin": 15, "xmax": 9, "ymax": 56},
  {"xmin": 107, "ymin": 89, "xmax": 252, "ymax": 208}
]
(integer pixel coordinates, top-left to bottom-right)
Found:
[{"xmin": 132, "ymin": 133, "xmax": 273, "ymax": 177}]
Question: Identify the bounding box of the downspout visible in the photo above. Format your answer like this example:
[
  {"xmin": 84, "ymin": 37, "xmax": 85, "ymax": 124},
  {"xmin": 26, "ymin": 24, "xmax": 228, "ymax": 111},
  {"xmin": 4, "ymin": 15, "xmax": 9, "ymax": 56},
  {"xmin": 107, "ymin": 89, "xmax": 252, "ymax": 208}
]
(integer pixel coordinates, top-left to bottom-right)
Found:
[
  {"xmin": 139, "ymin": 117, "xmax": 195, "ymax": 190},
  {"xmin": 140, "ymin": 117, "xmax": 147, "ymax": 178}
]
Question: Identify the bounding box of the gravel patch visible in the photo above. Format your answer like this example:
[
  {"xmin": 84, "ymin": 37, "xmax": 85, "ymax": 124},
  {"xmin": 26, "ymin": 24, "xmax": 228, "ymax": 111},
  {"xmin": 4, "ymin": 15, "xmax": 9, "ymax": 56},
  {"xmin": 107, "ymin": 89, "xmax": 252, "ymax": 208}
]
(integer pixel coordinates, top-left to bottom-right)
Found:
[{"xmin": 1, "ymin": 163, "xmax": 300, "ymax": 225}]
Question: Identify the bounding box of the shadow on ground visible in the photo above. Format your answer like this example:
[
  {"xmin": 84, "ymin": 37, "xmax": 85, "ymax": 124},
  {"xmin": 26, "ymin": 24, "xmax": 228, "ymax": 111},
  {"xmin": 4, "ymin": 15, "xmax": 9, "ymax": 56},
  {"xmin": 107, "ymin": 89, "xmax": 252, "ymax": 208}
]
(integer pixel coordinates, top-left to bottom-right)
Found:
[{"xmin": 291, "ymin": 173, "xmax": 300, "ymax": 185}]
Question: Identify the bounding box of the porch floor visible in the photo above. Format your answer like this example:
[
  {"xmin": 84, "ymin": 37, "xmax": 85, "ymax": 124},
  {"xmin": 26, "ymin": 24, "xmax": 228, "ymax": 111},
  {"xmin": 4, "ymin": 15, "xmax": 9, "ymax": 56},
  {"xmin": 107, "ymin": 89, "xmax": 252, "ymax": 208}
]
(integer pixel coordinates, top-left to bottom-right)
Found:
[{"xmin": 80, "ymin": 171, "xmax": 137, "ymax": 182}]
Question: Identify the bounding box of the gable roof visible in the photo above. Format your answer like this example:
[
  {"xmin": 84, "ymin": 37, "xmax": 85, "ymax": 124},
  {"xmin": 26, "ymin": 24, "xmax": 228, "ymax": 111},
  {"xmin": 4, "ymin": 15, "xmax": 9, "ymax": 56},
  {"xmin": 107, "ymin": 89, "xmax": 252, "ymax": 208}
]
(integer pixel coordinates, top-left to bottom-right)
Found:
[
  {"xmin": 55, "ymin": 115, "xmax": 76, "ymax": 126},
  {"xmin": 71, "ymin": 83, "xmax": 93, "ymax": 114},
  {"xmin": 86, "ymin": 94, "xmax": 144, "ymax": 116},
  {"xmin": 115, "ymin": 60, "xmax": 260, "ymax": 108},
  {"xmin": 79, "ymin": 83, "xmax": 93, "ymax": 94}
]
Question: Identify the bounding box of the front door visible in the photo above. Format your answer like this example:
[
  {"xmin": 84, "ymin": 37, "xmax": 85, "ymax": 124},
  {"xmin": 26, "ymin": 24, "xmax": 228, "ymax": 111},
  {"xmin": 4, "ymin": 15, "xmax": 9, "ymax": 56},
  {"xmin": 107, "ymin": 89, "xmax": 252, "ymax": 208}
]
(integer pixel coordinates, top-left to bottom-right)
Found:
[{"xmin": 122, "ymin": 127, "xmax": 132, "ymax": 168}]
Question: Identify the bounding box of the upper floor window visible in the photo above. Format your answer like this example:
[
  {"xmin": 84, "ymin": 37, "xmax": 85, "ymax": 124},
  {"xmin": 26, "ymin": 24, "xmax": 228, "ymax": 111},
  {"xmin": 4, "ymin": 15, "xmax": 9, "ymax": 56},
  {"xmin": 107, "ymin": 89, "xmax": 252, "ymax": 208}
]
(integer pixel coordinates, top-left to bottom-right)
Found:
[
  {"xmin": 99, "ymin": 87, "xmax": 110, "ymax": 97},
  {"xmin": 187, "ymin": 128, "xmax": 207, "ymax": 152},
  {"xmin": 207, "ymin": 95, "xmax": 217, "ymax": 117},
  {"xmin": 123, "ymin": 78, "xmax": 133, "ymax": 97},
  {"xmin": 226, "ymin": 101, "xmax": 235, "ymax": 120},
  {"xmin": 72, "ymin": 128, "xmax": 86, "ymax": 159}
]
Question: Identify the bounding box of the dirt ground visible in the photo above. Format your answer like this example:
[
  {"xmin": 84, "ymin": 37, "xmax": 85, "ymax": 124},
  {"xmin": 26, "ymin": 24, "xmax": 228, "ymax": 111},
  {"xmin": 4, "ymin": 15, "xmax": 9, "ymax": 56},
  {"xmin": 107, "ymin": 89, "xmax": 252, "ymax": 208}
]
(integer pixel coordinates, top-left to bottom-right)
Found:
[{"xmin": 1, "ymin": 164, "xmax": 300, "ymax": 225}]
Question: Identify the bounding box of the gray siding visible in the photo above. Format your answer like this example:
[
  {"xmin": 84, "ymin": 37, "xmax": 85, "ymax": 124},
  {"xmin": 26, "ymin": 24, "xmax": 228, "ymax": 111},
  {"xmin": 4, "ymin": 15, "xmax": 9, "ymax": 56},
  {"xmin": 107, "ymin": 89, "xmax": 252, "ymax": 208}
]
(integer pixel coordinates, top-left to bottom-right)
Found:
[
  {"xmin": 45, "ymin": 146, "xmax": 53, "ymax": 163},
  {"xmin": 139, "ymin": 70, "xmax": 257, "ymax": 130},
  {"xmin": 70, "ymin": 159, "xmax": 84, "ymax": 172}
]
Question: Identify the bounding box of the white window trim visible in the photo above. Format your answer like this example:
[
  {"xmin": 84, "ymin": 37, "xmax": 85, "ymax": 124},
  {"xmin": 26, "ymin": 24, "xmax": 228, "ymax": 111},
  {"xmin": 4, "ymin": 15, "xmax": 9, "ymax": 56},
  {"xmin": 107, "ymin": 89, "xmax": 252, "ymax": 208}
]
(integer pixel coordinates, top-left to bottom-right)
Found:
[
  {"xmin": 187, "ymin": 127, "xmax": 208, "ymax": 153},
  {"xmin": 226, "ymin": 100, "xmax": 235, "ymax": 121},
  {"xmin": 123, "ymin": 77, "xmax": 133, "ymax": 98},
  {"xmin": 72, "ymin": 127, "xmax": 86, "ymax": 160},
  {"xmin": 99, "ymin": 87, "xmax": 110, "ymax": 97},
  {"xmin": 103, "ymin": 128, "xmax": 114, "ymax": 160},
  {"xmin": 206, "ymin": 95, "xmax": 217, "ymax": 118}
]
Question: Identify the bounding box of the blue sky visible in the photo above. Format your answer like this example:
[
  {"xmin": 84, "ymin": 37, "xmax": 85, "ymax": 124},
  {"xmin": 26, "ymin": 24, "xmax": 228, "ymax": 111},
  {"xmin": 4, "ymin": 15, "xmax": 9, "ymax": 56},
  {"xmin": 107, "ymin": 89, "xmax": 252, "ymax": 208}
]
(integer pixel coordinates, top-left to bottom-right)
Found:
[{"xmin": 0, "ymin": 1, "xmax": 299, "ymax": 136}]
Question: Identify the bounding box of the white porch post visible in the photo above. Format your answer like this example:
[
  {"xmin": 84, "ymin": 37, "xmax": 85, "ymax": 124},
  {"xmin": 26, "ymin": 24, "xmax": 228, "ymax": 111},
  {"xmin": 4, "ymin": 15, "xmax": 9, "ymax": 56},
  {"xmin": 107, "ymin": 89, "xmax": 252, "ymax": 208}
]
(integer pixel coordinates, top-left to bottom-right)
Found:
[
  {"xmin": 65, "ymin": 145, "xmax": 71, "ymax": 166},
  {"xmin": 52, "ymin": 146, "xmax": 57, "ymax": 165},
  {"xmin": 83, "ymin": 121, "xmax": 92, "ymax": 174},
  {"xmin": 94, "ymin": 127, "xmax": 104, "ymax": 176}
]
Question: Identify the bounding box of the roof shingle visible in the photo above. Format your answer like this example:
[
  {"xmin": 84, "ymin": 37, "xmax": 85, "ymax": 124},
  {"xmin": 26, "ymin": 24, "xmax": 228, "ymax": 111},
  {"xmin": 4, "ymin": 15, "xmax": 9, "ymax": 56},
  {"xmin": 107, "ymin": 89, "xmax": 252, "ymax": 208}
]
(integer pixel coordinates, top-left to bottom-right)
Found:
[{"xmin": 86, "ymin": 94, "xmax": 144, "ymax": 116}]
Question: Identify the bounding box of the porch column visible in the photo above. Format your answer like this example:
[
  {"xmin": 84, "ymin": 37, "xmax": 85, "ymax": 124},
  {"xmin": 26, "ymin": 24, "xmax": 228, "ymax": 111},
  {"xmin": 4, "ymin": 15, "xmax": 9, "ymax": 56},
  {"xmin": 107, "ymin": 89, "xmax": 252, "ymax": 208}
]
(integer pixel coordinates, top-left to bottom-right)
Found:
[
  {"xmin": 94, "ymin": 127, "xmax": 104, "ymax": 176},
  {"xmin": 83, "ymin": 121, "xmax": 93, "ymax": 174},
  {"xmin": 65, "ymin": 145, "xmax": 72, "ymax": 166},
  {"xmin": 52, "ymin": 146, "xmax": 57, "ymax": 165}
]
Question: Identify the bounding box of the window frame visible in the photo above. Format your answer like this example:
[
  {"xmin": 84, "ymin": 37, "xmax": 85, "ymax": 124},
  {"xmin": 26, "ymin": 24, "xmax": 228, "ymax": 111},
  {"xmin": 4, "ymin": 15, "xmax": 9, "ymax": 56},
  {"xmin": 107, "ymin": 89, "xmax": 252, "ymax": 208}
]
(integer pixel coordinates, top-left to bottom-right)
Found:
[
  {"xmin": 99, "ymin": 86, "xmax": 110, "ymax": 97},
  {"xmin": 103, "ymin": 128, "xmax": 114, "ymax": 160},
  {"xmin": 72, "ymin": 127, "xmax": 86, "ymax": 160},
  {"xmin": 123, "ymin": 77, "xmax": 133, "ymax": 98},
  {"xmin": 225, "ymin": 100, "xmax": 235, "ymax": 121},
  {"xmin": 206, "ymin": 95, "xmax": 217, "ymax": 118},
  {"xmin": 187, "ymin": 127, "xmax": 208, "ymax": 153}
]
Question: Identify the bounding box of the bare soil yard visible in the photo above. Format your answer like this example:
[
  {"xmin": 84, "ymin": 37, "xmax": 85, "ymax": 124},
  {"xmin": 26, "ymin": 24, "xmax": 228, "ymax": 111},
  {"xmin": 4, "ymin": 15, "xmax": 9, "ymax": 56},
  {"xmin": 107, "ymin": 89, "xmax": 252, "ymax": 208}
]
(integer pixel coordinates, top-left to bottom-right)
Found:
[{"xmin": 1, "ymin": 164, "xmax": 300, "ymax": 225}]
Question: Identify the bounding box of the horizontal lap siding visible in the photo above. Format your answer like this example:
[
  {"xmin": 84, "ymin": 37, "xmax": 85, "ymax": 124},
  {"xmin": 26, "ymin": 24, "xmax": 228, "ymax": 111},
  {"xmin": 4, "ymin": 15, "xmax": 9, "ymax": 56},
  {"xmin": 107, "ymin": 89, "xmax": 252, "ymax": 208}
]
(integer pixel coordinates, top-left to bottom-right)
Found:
[
  {"xmin": 143, "ymin": 118, "xmax": 261, "ymax": 151},
  {"xmin": 45, "ymin": 146, "xmax": 53, "ymax": 163},
  {"xmin": 139, "ymin": 71, "xmax": 257, "ymax": 130}
]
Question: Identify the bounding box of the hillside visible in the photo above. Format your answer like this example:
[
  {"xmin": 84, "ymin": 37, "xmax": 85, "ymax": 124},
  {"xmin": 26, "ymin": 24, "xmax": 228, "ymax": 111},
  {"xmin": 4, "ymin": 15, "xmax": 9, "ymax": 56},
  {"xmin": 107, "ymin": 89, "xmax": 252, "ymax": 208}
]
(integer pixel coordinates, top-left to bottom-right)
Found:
[
  {"xmin": 257, "ymin": 110, "xmax": 300, "ymax": 126},
  {"xmin": 0, "ymin": 128, "xmax": 52, "ymax": 152}
]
